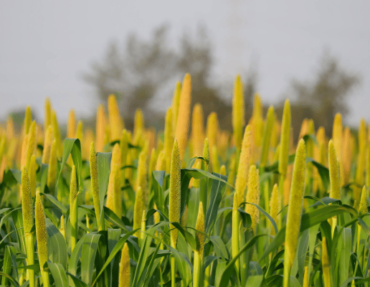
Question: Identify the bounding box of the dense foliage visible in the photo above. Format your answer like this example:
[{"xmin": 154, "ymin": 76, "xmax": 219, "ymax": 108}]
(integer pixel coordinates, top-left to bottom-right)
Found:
[{"xmin": 0, "ymin": 74, "xmax": 368, "ymax": 287}]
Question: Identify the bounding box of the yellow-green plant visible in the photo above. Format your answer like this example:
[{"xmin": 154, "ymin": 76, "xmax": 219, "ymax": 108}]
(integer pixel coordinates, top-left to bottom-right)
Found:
[
  {"xmin": 284, "ymin": 139, "xmax": 306, "ymax": 287},
  {"xmin": 21, "ymin": 167, "xmax": 34, "ymax": 287},
  {"xmin": 35, "ymin": 191, "xmax": 50, "ymax": 287},
  {"xmin": 169, "ymin": 139, "xmax": 181, "ymax": 287},
  {"xmin": 70, "ymin": 165, "xmax": 78, "ymax": 252}
]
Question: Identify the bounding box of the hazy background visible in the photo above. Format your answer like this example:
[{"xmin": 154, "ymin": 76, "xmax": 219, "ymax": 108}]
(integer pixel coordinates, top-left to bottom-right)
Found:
[{"xmin": 0, "ymin": 0, "xmax": 369, "ymax": 132}]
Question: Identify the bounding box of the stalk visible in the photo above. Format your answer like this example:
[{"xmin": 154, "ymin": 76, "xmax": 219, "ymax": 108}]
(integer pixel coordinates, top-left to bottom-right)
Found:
[
  {"xmin": 200, "ymin": 139, "xmax": 209, "ymax": 217},
  {"xmin": 35, "ymin": 191, "xmax": 50, "ymax": 287},
  {"xmin": 283, "ymin": 139, "xmax": 306, "ymax": 287},
  {"xmin": 357, "ymin": 186, "xmax": 367, "ymax": 262},
  {"xmin": 21, "ymin": 167, "xmax": 34, "ymax": 287},
  {"xmin": 169, "ymin": 140, "xmax": 181, "ymax": 287},
  {"xmin": 175, "ymin": 74, "xmax": 192, "ymax": 160},
  {"xmin": 70, "ymin": 165, "xmax": 78, "ymax": 252},
  {"xmin": 302, "ymin": 266, "xmax": 309, "ymax": 287},
  {"xmin": 322, "ymin": 237, "xmax": 331, "ymax": 287}
]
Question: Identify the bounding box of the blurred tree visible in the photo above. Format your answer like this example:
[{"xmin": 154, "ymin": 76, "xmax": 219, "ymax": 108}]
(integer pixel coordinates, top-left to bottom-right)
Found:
[
  {"xmin": 84, "ymin": 25, "xmax": 238, "ymax": 130},
  {"xmin": 277, "ymin": 53, "xmax": 360, "ymax": 139}
]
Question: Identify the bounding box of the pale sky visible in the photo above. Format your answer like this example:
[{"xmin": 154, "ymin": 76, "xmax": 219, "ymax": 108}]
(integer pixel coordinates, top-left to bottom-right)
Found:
[{"xmin": 0, "ymin": 0, "xmax": 369, "ymax": 126}]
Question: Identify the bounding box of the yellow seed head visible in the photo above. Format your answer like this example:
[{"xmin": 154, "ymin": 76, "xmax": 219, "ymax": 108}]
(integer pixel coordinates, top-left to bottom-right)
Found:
[
  {"xmin": 245, "ymin": 165, "xmax": 260, "ymax": 231},
  {"xmin": 155, "ymin": 150, "xmax": 166, "ymax": 171},
  {"xmin": 42, "ymin": 125, "xmax": 53, "ymax": 164},
  {"xmin": 175, "ymin": 74, "xmax": 192, "ymax": 160},
  {"xmin": 192, "ymin": 104, "xmax": 205, "ymax": 157},
  {"xmin": 358, "ymin": 186, "xmax": 368, "ymax": 215},
  {"xmin": 35, "ymin": 191, "xmax": 48, "ymax": 271},
  {"xmin": 278, "ymin": 99, "xmax": 291, "ymax": 177},
  {"xmin": 76, "ymin": 120, "xmax": 83, "ymax": 141},
  {"xmin": 44, "ymin": 98, "xmax": 51, "ymax": 131},
  {"xmin": 67, "ymin": 109, "xmax": 76, "ymax": 138},
  {"xmin": 195, "ymin": 202, "xmax": 205, "ymax": 254},
  {"xmin": 220, "ymin": 165, "xmax": 226, "ymax": 176},
  {"xmin": 169, "ymin": 140, "xmax": 181, "ymax": 247},
  {"xmin": 328, "ymin": 140, "xmax": 341, "ymax": 200},
  {"xmin": 342, "ymin": 127, "xmax": 352, "ymax": 184},
  {"xmin": 172, "ymin": 81, "xmax": 182, "ymax": 136},
  {"xmin": 26, "ymin": 121, "xmax": 36, "ymax": 170},
  {"xmin": 29, "ymin": 154, "xmax": 37, "ymax": 197},
  {"xmin": 232, "ymin": 75, "xmax": 245, "ymax": 151},
  {"xmin": 47, "ymin": 140, "xmax": 57, "ymax": 195},
  {"xmin": 60, "ymin": 215, "xmax": 65, "ymax": 238},
  {"xmin": 51, "ymin": 110, "xmax": 62, "ymax": 156},
  {"xmin": 133, "ymin": 186, "xmax": 143, "ymax": 238},
  {"xmin": 285, "ymin": 139, "xmax": 306, "ymax": 266},
  {"xmin": 260, "ymin": 106, "xmax": 275, "ymax": 167},
  {"xmin": 235, "ymin": 125, "xmax": 252, "ymax": 207},
  {"xmin": 211, "ymin": 146, "xmax": 220, "ymax": 173},
  {"xmin": 119, "ymin": 243, "xmax": 130, "ymax": 287},
  {"xmin": 21, "ymin": 167, "xmax": 33, "ymax": 233},
  {"xmin": 332, "ymin": 113, "xmax": 343, "ymax": 162},
  {"xmin": 133, "ymin": 109, "xmax": 144, "ymax": 140},
  {"xmin": 24, "ymin": 106, "xmax": 32, "ymax": 135},
  {"xmin": 106, "ymin": 144, "xmax": 122, "ymax": 217},
  {"xmin": 269, "ymin": 183, "xmax": 279, "ymax": 235},
  {"xmin": 108, "ymin": 95, "xmax": 124, "ymax": 141},
  {"xmin": 367, "ymin": 143, "xmax": 370, "ymax": 187},
  {"xmin": 206, "ymin": 112, "xmax": 218, "ymax": 151},
  {"xmin": 136, "ymin": 150, "xmax": 148, "ymax": 210},
  {"xmin": 6, "ymin": 116, "xmax": 14, "ymax": 139},
  {"xmin": 96, "ymin": 104, "xmax": 107, "ymax": 152},
  {"xmin": 164, "ymin": 108, "xmax": 174, "ymax": 173},
  {"xmin": 298, "ymin": 119, "xmax": 309, "ymax": 140},
  {"xmin": 21, "ymin": 134, "xmax": 29, "ymax": 169}
]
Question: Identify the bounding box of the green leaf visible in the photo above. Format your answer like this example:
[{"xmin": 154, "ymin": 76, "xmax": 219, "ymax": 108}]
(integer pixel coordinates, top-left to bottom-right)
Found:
[
  {"xmin": 205, "ymin": 173, "xmax": 227, "ymax": 233},
  {"xmin": 307, "ymin": 157, "xmax": 330, "ymax": 190},
  {"xmin": 218, "ymin": 234, "xmax": 266, "ymax": 287},
  {"xmin": 80, "ymin": 232, "xmax": 101, "ymax": 286},
  {"xmin": 42, "ymin": 193, "xmax": 68, "ymax": 213},
  {"xmin": 57, "ymin": 138, "xmax": 83, "ymax": 191},
  {"xmin": 67, "ymin": 273, "xmax": 88, "ymax": 287},
  {"xmin": 92, "ymin": 229, "xmax": 139, "ymax": 286},
  {"xmin": 46, "ymin": 219, "xmax": 68, "ymax": 268},
  {"xmin": 260, "ymin": 205, "xmax": 358, "ymax": 261},
  {"xmin": 48, "ymin": 262, "xmax": 68, "ymax": 287}
]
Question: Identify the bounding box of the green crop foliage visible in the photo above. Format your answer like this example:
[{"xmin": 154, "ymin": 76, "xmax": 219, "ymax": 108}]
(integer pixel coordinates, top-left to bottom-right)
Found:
[{"xmin": 0, "ymin": 75, "xmax": 369, "ymax": 287}]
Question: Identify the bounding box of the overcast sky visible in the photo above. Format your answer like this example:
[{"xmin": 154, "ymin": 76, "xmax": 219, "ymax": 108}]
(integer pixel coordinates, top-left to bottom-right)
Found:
[{"xmin": 0, "ymin": 0, "xmax": 369, "ymax": 126}]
